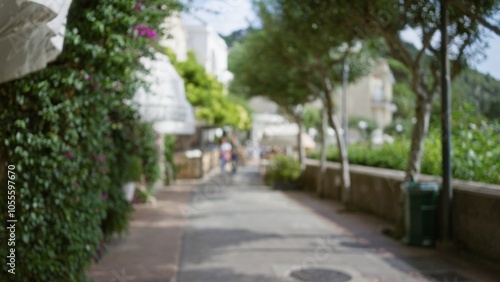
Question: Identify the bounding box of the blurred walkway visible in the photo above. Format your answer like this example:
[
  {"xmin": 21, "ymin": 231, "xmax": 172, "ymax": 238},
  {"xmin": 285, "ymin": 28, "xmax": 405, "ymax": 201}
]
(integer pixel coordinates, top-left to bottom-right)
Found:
[{"xmin": 88, "ymin": 165, "xmax": 500, "ymax": 282}]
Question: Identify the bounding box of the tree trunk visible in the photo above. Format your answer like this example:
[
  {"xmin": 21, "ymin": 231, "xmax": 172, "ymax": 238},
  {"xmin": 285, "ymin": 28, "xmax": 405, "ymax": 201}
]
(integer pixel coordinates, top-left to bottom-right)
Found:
[
  {"xmin": 316, "ymin": 108, "xmax": 328, "ymax": 196},
  {"xmin": 406, "ymin": 95, "xmax": 433, "ymax": 181},
  {"xmin": 324, "ymin": 94, "xmax": 351, "ymax": 206},
  {"xmin": 291, "ymin": 114, "xmax": 306, "ymax": 170},
  {"xmin": 297, "ymin": 119, "xmax": 306, "ymax": 170}
]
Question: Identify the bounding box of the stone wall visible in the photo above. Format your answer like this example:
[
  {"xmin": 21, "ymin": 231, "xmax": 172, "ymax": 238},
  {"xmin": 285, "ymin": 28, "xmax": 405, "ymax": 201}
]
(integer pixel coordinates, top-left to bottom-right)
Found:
[
  {"xmin": 174, "ymin": 153, "xmax": 203, "ymax": 179},
  {"xmin": 174, "ymin": 150, "xmax": 222, "ymax": 179},
  {"xmin": 452, "ymin": 181, "xmax": 500, "ymax": 263},
  {"xmin": 302, "ymin": 159, "xmax": 500, "ymax": 263}
]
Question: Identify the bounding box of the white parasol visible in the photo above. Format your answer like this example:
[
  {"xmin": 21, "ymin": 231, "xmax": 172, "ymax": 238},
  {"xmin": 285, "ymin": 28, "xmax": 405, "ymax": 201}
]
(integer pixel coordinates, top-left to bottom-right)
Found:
[
  {"xmin": 0, "ymin": 0, "xmax": 72, "ymax": 83},
  {"xmin": 260, "ymin": 123, "xmax": 316, "ymax": 149},
  {"xmin": 133, "ymin": 52, "xmax": 195, "ymax": 135}
]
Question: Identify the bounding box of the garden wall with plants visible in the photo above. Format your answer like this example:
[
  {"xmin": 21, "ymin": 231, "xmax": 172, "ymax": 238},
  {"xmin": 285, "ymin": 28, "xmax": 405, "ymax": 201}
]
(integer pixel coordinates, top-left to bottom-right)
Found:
[
  {"xmin": 309, "ymin": 105, "xmax": 500, "ymax": 185},
  {"xmin": 0, "ymin": 0, "xmax": 179, "ymax": 280}
]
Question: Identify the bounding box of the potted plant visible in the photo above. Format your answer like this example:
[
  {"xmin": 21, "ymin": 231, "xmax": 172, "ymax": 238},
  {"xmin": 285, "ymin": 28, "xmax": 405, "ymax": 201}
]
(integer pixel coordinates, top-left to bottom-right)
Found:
[
  {"xmin": 122, "ymin": 156, "xmax": 143, "ymax": 202},
  {"xmin": 266, "ymin": 155, "xmax": 301, "ymax": 190}
]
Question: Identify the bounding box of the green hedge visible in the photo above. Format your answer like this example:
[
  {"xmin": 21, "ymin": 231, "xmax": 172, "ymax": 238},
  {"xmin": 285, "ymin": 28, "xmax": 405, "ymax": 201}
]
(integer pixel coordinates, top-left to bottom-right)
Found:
[
  {"xmin": 309, "ymin": 108, "xmax": 500, "ymax": 185},
  {"xmin": 0, "ymin": 0, "xmax": 179, "ymax": 280},
  {"xmin": 164, "ymin": 135, "xmax": 177, "ymax": 185},
  {"xmin": 266, "ymin": 155, "xmax": 302, "ymax": 182}
]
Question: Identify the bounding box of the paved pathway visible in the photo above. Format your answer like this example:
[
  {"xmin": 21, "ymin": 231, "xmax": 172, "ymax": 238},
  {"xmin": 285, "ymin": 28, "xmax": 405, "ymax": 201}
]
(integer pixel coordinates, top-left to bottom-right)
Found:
[
  {"xmin": 87, "ymin": 182, "xmax": 192, "ymax": 282},
  {"xmin": 88, "ymin": 165, "xmax": 500, "ymax": 282}
]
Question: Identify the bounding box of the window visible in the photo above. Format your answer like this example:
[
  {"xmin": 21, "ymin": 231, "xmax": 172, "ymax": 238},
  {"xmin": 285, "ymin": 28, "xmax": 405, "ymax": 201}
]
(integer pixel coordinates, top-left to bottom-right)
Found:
[{"xmin": 373, "ymin": 84, "xmax": 384, "ymax": 101}]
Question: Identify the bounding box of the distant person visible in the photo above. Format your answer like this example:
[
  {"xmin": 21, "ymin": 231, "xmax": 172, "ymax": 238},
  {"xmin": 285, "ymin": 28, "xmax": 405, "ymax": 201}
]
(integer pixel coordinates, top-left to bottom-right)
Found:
[
  {"xmin": 219, "ymin": 136, "xmax": 232, "ymax": 172},
  {"xmin": 230, "ymin": 136, "xmax": 239, "ymax": 174}
]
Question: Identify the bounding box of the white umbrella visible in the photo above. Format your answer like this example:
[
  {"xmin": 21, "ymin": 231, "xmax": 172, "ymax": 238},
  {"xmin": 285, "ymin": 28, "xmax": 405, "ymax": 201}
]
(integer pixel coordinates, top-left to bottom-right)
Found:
[
  {"xmin": 133, "ymin": 52, "xmax": 195, "ymax": 135},
  {"xmin": 260, "ymin": 123, "xmax": 316, "ymax": 149},
  {"xmin": 0, "ymin": 0, "xmax": 72, "ymax": 83}
]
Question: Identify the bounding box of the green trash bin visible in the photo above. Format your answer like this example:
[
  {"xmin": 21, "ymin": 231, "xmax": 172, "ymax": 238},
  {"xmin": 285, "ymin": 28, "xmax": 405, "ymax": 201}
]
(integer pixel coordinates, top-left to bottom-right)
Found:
[{"xmin": 401, "ymin": 181, "xmax": 440, "ymax": 247}]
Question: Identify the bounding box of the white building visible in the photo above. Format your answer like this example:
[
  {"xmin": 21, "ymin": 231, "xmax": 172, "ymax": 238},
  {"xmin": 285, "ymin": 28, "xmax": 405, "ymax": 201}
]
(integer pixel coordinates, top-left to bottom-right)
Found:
[
  {"xmin": 160, "ymin": 14, "xmax": 188, "ymax": 62},
  {"xmin": 338, "ymin": 59, "xmax": 396, "ymax": 128},
  {"xmin": 161, "ymin": 15, "xmax": 232, "ymax": 85},
  {"xmin": 183, "ymin": 19, "xmax": 232, "ymax": 84}
]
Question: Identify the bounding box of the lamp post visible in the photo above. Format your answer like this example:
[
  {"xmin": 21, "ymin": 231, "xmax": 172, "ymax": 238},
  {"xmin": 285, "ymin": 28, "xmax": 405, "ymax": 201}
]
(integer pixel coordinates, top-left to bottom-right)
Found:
[
  {"xmin": 396, "ymin": 124, "xmax": 403, "ymax": 138},
  {"xmin": 440, "ymin": 0, "xmax": 452, "ymax": 242},
  {"xmin": 358, "ymin": 120, "xmax": 368, "ymax": 142}
]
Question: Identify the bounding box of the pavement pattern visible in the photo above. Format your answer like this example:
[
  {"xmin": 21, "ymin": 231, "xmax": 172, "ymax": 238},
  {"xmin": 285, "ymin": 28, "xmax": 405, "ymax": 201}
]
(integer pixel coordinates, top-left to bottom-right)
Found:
[{"xmin": 88, "ymin": 165, "xmax": 500, "ymax": 282}]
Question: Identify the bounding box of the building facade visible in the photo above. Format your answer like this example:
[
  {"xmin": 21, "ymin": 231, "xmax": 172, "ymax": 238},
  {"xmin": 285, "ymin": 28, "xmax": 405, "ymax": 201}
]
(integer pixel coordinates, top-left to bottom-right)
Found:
[
  {"xmin": 161, "ymin": 15, "xmax": 232, "ymax": 85},
  {"xmin": 184, "ymin": 23, "xmax": 231, "ymax": 85},
  {"xmin": 160, "ymin": 14, "xmax": 188, "ymax": 62},
  {"xmin": 336, "ymin": 59, "xmax": 396, "ymax": 128}
]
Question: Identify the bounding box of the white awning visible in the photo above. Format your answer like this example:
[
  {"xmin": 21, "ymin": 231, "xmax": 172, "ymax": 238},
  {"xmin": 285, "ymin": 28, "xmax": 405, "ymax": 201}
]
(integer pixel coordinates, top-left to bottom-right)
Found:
[
  {"xmin": 133, "ymin": 52, "xmax": 195, "ymax": 135},
  {"xmin": 260, "ymin": 124, "xmax": 316, "ymax": 149},
  {"xmin": 0, "ymin": 0, "xmax": 72, "ymax": 83}
]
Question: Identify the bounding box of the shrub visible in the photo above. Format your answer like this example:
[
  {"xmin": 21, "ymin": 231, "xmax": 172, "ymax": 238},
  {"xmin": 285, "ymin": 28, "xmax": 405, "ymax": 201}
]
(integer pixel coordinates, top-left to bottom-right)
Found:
[
  {"xmin": 164, "ymin": 135, "xmax": 177, "ymax": 185},
  {"xmin": 266, "ymin": 155, "xmax": 302, "ymax": 182},
  {"xmin": 124, "ymin": 156, "xmax": 143, "ymax": 183},
  {"xmin": 348, "ymin": 116, "xmax": 378, "ymax": 137},
  {"xmin": 135, "ymin": 123, "xmax": 160, "ymax": 184}
]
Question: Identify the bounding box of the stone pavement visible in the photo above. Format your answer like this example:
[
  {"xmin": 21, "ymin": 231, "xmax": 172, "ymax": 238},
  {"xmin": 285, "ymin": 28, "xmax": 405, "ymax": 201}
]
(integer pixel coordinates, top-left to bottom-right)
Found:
[
  {"xmin": 86, "ymin": 181, "xmax": 193, "ymax": 282},
  {"xmin": 88, "ymin": 165, "xmax": 500, "ymax": 282}
]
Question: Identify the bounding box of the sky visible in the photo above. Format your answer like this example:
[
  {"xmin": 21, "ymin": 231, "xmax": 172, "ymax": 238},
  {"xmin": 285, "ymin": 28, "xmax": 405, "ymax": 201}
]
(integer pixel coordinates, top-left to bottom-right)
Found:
[{"xmin": 185, "ymin": 0, "xmax": 500, "ymax": 80}]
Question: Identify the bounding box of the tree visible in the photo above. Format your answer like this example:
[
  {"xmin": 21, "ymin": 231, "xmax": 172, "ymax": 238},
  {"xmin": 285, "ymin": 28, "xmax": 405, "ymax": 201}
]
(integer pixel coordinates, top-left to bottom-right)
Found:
[
  {"xmin": 353, "ymin": 0, "xmax": 500, "ymax": 180},
  {"xmin": 222, "ymin": 29, "xmax": 250, "ymax": 48},
  {"xmin": 261, "ymin": 0, "xmax": 373, "ymax": 203},
  {"xmin": 166, "ymin": 49, "xmax": 252, "ymax": 130},
  {"xmin": 448, "ymin": 0, "xmax": 500, "ymax": 36},
  {"xmin": 450, "ymin": 69, "xmax": 500, "ymax": 120},
  {"xmin": 229, "ymin": 27, "xmax": 315, "ymax": 168},
  {"xmin": 283, "ymin": 0, "xmax": 500, "ymax": 180}
]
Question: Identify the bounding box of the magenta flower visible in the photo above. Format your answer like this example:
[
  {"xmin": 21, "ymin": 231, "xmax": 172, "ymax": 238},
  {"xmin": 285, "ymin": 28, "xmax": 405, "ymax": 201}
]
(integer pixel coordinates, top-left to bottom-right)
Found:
[
  {"xmin": 100, "ymin": 193, "xmax": 108, "ymax": 200},
  {"xmin": 84, "ymin": 74, "xmax": 90, "ymax": 81},
  {"xmin": 97, "ymin": 154, "xmax": 106, "ymax": 163},
  {"xmin": 93, "ymin": 83, "xmax": 99, "ymax": 90},
  {"xmin": 133, "ymin": 24, "xmax": 157, "ymax": 39},
  {"xmin": 135, "ymin": 3, "xmax": 143, "ymax": 11},
  {"xmin": 64, "ymin": 151, "xmax": 74, "ymax": 159}
]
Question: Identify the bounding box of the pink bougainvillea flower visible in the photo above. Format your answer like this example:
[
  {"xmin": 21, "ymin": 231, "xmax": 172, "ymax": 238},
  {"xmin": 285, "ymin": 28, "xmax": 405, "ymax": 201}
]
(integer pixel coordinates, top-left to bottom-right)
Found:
[
  {"xmin": 132, "ymin": 24, "xmax": 157, "ymax": 39},
  {"xmin": 93, "ymin": 83, "xmax": 99, "ymax": 90},
  {"xmin": 100, "ymin": 193, "xmax": 108, "ymax": 200},
  {"xmin": 84, "ymin": 74, "xmax": 90, "ymax": 81},
  {"xmin": 64, "ymin": 151, "xmax": 75, "ymax": 159},
  {"xmin": 135, "ymin": 3, "xmax": 143, "ymax": 11},
  {"xmin": 97, "ymin": 154, "xmax": 106, "ymax": 163}
]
